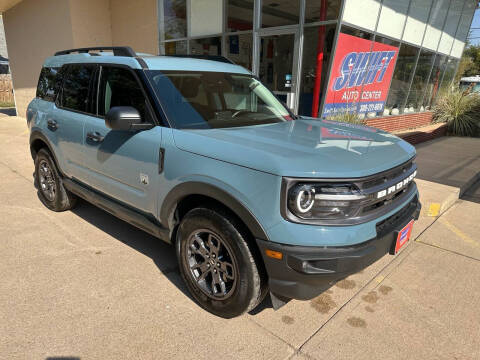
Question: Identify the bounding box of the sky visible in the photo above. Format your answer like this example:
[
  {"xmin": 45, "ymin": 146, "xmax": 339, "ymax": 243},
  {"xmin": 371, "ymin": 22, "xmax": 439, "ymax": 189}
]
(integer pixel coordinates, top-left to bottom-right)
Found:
[{"xmin": 468, "ymin": 8, "xmax": 480, "ymax": 46}]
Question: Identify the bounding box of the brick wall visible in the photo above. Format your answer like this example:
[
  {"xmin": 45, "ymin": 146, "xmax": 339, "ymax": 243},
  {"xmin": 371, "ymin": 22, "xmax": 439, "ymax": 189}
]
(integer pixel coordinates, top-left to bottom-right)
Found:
[
  {"xmin": 365, "ymin": 112, "xmax": 433, "ymax": 132},
  {"xmin": 399, "ymin": 123, "xmax": 447, "ymax": 145}
]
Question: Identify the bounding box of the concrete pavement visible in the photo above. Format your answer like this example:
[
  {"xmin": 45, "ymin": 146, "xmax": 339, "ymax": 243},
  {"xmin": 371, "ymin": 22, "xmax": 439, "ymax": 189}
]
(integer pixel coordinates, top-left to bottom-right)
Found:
[{"xmin": 1, "ymin": 115, "xmax": 479, "ymax": 359}]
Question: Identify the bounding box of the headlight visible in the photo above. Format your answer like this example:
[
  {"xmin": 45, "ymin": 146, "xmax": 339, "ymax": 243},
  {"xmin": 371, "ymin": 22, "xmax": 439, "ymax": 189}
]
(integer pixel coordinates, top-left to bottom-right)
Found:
[{"xmin": 286, "ymin": 182, "xmax": 367, "ymax": 220}]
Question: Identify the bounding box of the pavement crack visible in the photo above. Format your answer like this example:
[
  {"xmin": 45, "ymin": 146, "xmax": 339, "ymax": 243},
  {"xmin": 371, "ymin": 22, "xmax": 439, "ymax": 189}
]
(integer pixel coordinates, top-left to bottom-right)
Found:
[
  {"xmin": 247, "ymin": 316, "xmax": 297, "ymax": 354},
  {"xmin": 416, "ymin": 241, "xmax": 480, "ymax": 262},
  {"xmin": 0, "ymin": 159, "xmax": 33, "ymax": 184}
]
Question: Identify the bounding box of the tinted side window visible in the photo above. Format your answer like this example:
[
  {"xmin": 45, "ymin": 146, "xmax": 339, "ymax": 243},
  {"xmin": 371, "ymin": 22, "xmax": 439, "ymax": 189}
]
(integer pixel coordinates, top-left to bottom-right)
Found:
[
  {"xmin": 61, "ymin": 65, "xmax": 95, "ymax": 112},
  {"xmin": 36, "ymin": 67, "xmax": 60, "ymax": 102},
  {"xmin": 99, "ymin": 67, "xmax": 147, "ymax": 120}
]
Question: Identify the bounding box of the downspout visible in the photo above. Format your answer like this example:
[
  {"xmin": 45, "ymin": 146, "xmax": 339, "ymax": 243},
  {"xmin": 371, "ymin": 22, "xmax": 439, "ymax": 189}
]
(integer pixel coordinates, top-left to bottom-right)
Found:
[{"xmin": 311, "ymin": 0, "xmax": 328, "ymax": 117}]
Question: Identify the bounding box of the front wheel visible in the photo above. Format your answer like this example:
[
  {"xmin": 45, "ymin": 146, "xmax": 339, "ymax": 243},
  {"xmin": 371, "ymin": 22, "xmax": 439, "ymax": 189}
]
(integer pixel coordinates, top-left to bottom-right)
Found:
[
  {"xmin": 176, "ymin": 208, "xmax": 265, "ymax": 318},
  {"xmin": 34, "ymin": 148, "xmax": 77, "ymax": 212}
]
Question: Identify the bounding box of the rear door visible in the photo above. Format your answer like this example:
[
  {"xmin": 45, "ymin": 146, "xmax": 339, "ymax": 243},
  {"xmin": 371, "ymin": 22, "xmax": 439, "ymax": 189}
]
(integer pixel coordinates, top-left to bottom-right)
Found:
[
  {"xmin": 83, "ymin": 65, "xmax": 162, "ymax": 215},
  {"xmin": 50, "ymin": 64, "xmax": 97, "ymax": 181}
]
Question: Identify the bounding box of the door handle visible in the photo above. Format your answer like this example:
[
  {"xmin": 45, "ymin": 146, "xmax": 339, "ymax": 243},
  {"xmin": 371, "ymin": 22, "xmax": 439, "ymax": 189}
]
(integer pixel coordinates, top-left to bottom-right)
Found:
[
  {"xmin": 47, "ymin": 119, "xmax": 58, "ymax": 131},
  {"xmin": 86, "ymin": 131, "xmax": 105, "ymax": 143}
]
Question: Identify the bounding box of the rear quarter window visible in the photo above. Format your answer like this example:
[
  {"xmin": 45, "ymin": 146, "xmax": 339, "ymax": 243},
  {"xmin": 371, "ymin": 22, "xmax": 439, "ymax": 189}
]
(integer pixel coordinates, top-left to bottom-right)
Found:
[
  {"xmin": 60, "ymin": 64, "xmax": 95, "ymax": 113},
  {"xmin": 36, "ymin": 67, "xmax": 60, "ymax": 102}
]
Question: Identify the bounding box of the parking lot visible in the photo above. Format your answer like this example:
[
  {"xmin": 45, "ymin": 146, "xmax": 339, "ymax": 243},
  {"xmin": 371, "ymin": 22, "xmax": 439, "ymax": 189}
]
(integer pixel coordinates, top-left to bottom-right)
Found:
[{"xmin": 1, "ymin": 115, "xmax": 479, "ymax": 360}]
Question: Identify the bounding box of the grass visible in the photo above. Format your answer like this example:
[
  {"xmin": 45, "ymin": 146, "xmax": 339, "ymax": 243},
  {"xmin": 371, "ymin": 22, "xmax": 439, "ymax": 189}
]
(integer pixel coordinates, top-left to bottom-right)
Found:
[
  {"xmin": 0, "ymin": 101, "xmax": 15, "ymax": 108},
  {"xmin": 433, "ymin": 87, "xmax": 480, "ymax": 137}
]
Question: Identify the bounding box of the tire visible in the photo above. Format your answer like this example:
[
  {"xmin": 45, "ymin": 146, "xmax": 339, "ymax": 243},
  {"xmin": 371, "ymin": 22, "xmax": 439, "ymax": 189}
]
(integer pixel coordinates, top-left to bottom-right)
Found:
[
  {"xmin": 34, "ymin": 148, "xmax": 77, "ymax": 212},
  {"xmin": 176, "ymin": 207, "xmax": 265, "ymax": 318}
]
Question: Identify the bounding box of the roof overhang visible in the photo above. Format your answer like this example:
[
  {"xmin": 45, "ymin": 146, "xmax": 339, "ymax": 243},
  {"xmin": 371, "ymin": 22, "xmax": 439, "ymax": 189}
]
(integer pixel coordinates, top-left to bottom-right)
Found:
[{"xmin": 0, "ymin": 0, "xmax": 23, "ymax": 13}]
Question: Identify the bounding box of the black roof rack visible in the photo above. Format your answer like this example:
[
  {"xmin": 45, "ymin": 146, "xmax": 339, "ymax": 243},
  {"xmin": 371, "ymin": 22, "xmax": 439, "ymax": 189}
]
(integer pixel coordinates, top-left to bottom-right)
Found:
[
  {"xmin": 54, "ymin": 46, "xmax": 136, "ymax": 57},
  {"xmin": 169, "ymin": 55, "xmax": 235, "ymax": 64}
]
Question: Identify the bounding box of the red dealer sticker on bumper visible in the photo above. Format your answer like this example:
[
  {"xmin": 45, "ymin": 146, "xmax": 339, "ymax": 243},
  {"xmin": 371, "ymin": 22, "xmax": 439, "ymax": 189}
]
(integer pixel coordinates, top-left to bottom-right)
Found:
[{"xmin": 395, "ymin": 220, "xmax": 414, "ymax": 254}]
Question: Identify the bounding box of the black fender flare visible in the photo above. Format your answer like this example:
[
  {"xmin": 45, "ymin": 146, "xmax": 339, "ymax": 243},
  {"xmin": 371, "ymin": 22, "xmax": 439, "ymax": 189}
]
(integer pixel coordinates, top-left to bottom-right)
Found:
[
  {"xmin": 29, "ymin": 130, "xmax": 64, "ymax": 175},
  {"xmin": 160, "ymin": 181, "xmax": 269, "ymax": 241}
]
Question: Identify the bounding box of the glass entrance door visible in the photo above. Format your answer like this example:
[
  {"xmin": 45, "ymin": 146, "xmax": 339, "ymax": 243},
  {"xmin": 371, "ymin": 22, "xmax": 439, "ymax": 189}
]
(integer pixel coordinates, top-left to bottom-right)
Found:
[{"xmin": 258, "ymin": 31, "xmax": 299, "ymax": 113}]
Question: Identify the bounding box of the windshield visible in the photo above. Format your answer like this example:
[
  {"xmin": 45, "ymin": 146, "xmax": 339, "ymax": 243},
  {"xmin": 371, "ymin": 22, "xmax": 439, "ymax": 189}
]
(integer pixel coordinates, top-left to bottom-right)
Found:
[{"xmin": 145, "ymin": 70, "xmax": 294, "ymax": 129}]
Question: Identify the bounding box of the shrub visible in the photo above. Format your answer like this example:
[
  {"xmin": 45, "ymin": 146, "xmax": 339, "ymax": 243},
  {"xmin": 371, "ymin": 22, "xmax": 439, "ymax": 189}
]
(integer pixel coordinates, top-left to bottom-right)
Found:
[
  {"xmin": 433, "ymin": 88, "xmax": 480, "ymax": 137},
  {"xmin": 328, "ymin": 111, "xmax": 365, "ymax": 125}
]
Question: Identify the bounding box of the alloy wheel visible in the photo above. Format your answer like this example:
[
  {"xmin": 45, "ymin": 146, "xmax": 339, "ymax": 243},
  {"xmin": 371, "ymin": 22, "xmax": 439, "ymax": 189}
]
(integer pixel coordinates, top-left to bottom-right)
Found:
[
  {"xmin": 38, "ymin": 159, "xmax": 56, "ymax": 202},
  {"xmin": 186, "ymin": 229, "xmax": 238, "ymax": 300}
]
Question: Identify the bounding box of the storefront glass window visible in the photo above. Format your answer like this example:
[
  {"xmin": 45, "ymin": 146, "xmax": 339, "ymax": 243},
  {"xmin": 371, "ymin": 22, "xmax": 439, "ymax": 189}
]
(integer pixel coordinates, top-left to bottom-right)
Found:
[
  {"xmin": 405, "ymin": 49, "xmax": 435, "ymax": 112},
  {"xmin": 403, "ymin": 0, "xmax": 432, "ymax": 46},
  {"xmin": 439, "ymin": 58, "xmax": 458, "ymax": 95},
  {"xmin": 342, "ymin": 0, "xmax": 381, "ymax": 31},
  {"xmin": 189, "ymin": 37, "xmax": 222, "ymax": 56},
  {"xmin": 226, "ymin": 34, "xmax": 253, "ymax": 70},
  {"xmin": 423, "ymin": 0, "xmax": 449, "ymax": 51},
  {"xmin": 424, "ymin": 54, "xmax": 447, "ymax": 108},
  {"xmin": 385, "ymin": 44, "xmax": 419, "ymax": 115},
  {"xmin": 190, "ymin": 0, "xmax": 223, "ymax": 37},
  {"xmin": 165, "ymin": 40, "xmax": 188, "ymax": 55},
  {"xmin": 304, "ymin": 0, "xmax": 341, "ymax": 23},
  {"xmin": 438, "ymin": 0, "xmax": 463, "ymax": 55},
  {"xmin": 258, "ymin": 33, "xmax": 295, "ymax": 98},
  {"xmin": 299, "ymin": 24, "xmax": 336, "ymax": 117},
  {"xmin": 163, "ymin": 0, "xmax": 187, "ymax": 40},
  {"xmin": 261, "ymin": 0, "xmax": 300, "ymax": 28},
  {"xmin": 376, "ymin": 0, "xmax": 409, "ymax": 39},
  {"xmin": 341, "ymin": 25, "xmax": 374, "ymax": 41},
  {"xmin": 227, "ymin": 0, "xmax": 254, "ymax": 32},
  {"xmin": 451, "ymin": 0, "xmax": 477, "ymax": 58}
]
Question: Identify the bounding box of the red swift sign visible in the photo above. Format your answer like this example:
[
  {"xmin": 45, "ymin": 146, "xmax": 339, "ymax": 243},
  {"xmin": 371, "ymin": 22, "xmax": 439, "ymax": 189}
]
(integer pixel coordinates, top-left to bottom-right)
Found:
[{"xmin": 323, "ymin": 33, "xmax": 398, "ymax": 117}]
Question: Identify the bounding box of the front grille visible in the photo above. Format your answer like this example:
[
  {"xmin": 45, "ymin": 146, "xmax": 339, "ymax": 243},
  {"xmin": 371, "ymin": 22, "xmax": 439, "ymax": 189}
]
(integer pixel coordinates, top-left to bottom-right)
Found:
[
  {"xmin": 376, "ymin": 195, "xmax": 419, "ymax": 236},
  {"xmin": 361, "ymin": 158, "xmax": 415, "ymax": 190}
]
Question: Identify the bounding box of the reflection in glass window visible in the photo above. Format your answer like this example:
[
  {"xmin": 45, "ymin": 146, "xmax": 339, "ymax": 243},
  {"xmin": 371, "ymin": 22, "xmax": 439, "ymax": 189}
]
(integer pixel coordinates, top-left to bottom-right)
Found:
[
  {"xmin": 163, "ymin": 0, "xmax": 187, "ymax": 40},
  {"xmin": 189, "ymin": 37, "xmax": 222, "ymax": 56},
  {"xmin": 405, "ymin": 49, "xmax": 435, "ymax": 112},
  {"xmin": 304, "ymin": 0, "xmax": 341, "ymax": 23},
  {"xmin": 164, "ymin": 40, "xmax": 188, "ymax": 55},
  {"xmin": 385, "ymin": 44, "xmax": 419, "ymax": 115},
  {"xmin": 226, "ymin": 34, "xmax": 253, "ymax": 70},
  {"xmin": 424, "ymin": 54, "xmax": 447, "ymax": 109},
  {"xmin": 227, "ymin": 0, "xmax": 253, "ymax": 32},
  {"xmin": 299, "ymin": 24, "xmax": 336, "ymax": 117},
  {"xmin": 262, "ymin": 0, "xmax": 300, "ymax": 28}
]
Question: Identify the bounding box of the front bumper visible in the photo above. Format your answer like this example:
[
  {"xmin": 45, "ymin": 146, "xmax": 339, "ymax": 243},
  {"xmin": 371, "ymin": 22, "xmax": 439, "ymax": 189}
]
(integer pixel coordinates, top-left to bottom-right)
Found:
[{"xmin": 256, "ymin": 194, "xmax": 421, "ymax": 301}]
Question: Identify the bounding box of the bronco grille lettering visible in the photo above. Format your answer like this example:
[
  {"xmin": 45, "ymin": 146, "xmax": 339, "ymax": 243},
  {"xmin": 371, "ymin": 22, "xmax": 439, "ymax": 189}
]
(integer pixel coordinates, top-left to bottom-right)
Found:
[{"xmin": 376, "ymin": 171, "xmax": 416, "ymax": 199}]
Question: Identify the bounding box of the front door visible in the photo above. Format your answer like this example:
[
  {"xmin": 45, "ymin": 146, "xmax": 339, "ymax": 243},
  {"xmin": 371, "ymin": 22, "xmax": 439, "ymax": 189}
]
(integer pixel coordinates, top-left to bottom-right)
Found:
[
  {"xmin": 83, "ymin": 65, "xmax": 162, "ymax": 215},
  {"xmin": 257, "ymin": 30, "xmax": 300, "ymax": 113}
]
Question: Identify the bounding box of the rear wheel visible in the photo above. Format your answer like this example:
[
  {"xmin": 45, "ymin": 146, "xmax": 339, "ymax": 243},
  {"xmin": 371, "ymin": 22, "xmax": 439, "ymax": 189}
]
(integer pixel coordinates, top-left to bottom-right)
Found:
[
  {"xmin": 176, "ymin": 207, "xmax": 265, "ymax": 318},
  {"xmin": 34, "ymin": 148, "xmax": 77, "ymax": 212}
]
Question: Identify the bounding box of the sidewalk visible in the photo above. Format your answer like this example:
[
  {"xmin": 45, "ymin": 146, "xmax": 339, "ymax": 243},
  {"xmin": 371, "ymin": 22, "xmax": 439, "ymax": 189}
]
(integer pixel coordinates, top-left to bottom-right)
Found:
[
  {"xmin": 0, "ymin": 115, "xmax": 479, "ymax": 359},
  {"xmin": 415, "ymin": 136, "xmax": 480, "ymax": 195}
]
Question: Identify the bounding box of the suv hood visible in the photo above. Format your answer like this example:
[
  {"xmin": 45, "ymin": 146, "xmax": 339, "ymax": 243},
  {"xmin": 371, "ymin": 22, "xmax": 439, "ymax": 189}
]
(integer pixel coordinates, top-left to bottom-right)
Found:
[{"xmin": 172, "ymin": 118, "xmax": 416, "ymax": 178}]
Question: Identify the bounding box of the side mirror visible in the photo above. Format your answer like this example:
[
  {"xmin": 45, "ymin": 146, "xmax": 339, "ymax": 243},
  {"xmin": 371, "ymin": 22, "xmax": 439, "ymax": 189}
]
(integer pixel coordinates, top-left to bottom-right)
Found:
[{"xmin": 105, "ymin": 106, "xmax": 152, "ymax": 131}]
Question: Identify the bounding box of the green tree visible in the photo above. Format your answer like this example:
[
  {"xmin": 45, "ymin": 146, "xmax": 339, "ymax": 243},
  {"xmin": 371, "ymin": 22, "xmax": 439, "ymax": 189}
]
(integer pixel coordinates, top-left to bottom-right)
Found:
[{"xmin": 458, "ymin": 45, "xmax": 480, "ymax": 80}]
